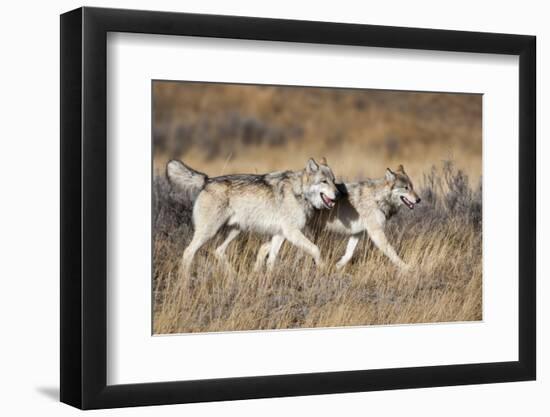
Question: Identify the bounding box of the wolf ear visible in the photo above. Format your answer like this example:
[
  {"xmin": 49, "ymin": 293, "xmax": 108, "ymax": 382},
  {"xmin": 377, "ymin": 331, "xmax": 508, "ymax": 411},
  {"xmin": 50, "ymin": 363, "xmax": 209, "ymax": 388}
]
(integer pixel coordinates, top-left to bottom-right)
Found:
[
  {"xmin": 320, "ymin": 157, "xmax": 328, "ymax": 166},
  {"xmin": 385, "ymin": 168, "xmax": 396, "ymax": 181},
  {"xmin": 396, "ymin": 164, "xmax": 405, "ymax": 174},
  {"xmin": 306, "ymin": 158, "xmax": 319, "ymax": 174}
]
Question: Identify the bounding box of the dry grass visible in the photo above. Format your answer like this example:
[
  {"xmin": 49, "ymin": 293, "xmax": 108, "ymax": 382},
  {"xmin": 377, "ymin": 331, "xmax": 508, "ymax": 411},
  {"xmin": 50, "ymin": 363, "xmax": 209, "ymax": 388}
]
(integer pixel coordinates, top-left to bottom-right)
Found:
[
  {"xmin": 153, "ymin": 162, "xmax": 482, "ymax": 334},
  {"xmin": 152, "ymin": 82, "xmax": 482, "ymax": 334},
  {"xmin": 152, "ymin": 82, "xmax": 482, "ymax": 181}
]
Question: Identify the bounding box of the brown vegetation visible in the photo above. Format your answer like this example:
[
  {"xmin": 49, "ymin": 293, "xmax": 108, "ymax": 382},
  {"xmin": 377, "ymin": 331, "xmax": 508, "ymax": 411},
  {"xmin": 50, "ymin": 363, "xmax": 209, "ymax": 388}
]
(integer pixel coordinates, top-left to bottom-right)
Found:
[{"xmin": 152, "ymin": 82, "xmax": 482, "ymax": 334}]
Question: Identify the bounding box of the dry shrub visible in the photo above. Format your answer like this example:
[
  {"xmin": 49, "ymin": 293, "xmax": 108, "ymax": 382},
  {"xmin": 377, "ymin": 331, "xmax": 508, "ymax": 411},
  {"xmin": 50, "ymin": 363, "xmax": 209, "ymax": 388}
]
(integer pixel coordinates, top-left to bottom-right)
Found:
[
  {"xmin": 153, "ymin": 162, "xmax": 482, "ymax": 334},
  {"xmin": 152, "ymin": 83, "xmax": 482, "ymax": 182}
]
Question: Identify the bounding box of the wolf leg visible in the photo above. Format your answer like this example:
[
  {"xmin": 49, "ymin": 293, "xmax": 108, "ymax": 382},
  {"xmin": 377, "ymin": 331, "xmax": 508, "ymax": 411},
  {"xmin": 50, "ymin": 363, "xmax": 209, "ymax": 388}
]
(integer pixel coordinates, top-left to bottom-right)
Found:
[
  {"xmin": 215, "ymin": 228, "xmax": 240, "ymax": 259},
  {"xmin": 253, "ymin": 241, "xmax": 271, "ymax": 272},
  {"xmin": 266, "ymin": 235, "xmax": 285, "ymax": 271},
  {"xmin": 283, "ymin": 229, "xmax": 322, "ymax": 267},
  {"xmin": 214, "ymin": 228, "xmax": 240, "ymax": 271},
  {"xmin": 336, "ymin": 234, "xmax": 360, "ymax": 269},
  {"xmin": 181, "ymin": 204, "xmax": 228, "ymax": 275},
  {"xmin": 181, "ymin": 234, "xmax": 209, "ymax": 276},
  {"xmin": 368, "ymin": 226, "xmax": 409, "ymax": 270}
]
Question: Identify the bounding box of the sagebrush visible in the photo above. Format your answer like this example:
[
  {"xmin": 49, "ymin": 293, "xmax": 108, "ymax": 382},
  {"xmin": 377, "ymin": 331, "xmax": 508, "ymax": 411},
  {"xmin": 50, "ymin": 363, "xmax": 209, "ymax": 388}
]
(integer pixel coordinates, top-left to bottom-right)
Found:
[{"xmin": 152, "ymin": 161, "xmax": 482, "ymax": 334}]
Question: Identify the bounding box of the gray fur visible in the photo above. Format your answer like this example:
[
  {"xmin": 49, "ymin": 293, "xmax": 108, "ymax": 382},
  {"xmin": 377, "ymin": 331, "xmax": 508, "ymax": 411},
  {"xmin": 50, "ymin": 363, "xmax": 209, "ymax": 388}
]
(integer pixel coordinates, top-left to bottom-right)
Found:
[
  {"xmin": 167, "ymin": 158, "xmax": 339, "ymax": 275},
  {"xmin": 166, "ymin": 160, "xmax": 207, "ymax": 201},
  {"xmin": 256, "ymin": 165, "xmax": 421, "ymax": 271}
]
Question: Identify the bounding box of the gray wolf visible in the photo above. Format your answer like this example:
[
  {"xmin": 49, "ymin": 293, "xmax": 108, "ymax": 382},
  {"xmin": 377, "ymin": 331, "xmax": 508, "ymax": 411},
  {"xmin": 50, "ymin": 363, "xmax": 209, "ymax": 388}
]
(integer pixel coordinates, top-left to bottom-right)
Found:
[
  {"xmin": 166, "ymin": 158, "xmax": 340, "ymax": 274},
  {"xmin": 255, "ymin": 164, "xmax": 421, "ymax": 271}
]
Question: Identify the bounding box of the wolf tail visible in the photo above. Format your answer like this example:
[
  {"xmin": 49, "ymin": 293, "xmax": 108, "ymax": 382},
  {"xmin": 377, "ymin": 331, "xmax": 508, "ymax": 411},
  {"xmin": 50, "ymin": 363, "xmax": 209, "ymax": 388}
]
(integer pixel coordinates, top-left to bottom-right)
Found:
[{"xmin": 166, "ymin": 159, "xmax": 208, "ymax": 202}]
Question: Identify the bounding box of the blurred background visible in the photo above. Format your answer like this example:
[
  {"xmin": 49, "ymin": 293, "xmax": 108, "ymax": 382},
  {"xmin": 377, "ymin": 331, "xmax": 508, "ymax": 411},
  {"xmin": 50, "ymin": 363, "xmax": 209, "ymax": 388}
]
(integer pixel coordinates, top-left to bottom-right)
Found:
[{"xmin": 152, "ymin": 81, "xmax": 481, "ymax": 183}]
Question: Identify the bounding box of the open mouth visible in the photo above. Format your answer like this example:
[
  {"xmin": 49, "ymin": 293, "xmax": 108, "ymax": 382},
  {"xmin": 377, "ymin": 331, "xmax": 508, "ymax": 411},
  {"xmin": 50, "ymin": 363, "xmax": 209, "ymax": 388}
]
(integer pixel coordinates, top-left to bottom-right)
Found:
[
  {"xmin": 400, "ymin": 196, "xmax": 415, "ymax": 210},
  {"xmin": 321, "ymin": 192, "xmax": 336, "ymax": 209}
]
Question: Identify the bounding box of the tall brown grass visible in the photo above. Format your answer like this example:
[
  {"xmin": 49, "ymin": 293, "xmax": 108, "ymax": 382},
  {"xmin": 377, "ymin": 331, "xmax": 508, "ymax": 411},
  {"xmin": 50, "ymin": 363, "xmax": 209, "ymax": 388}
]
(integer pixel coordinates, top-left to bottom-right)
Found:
[
  {"xmin": 153, "ymin": 162, "xmax": 482, "ymax": 334},
  {"xmin": 153, "ymin": 82, "xmax": 482, "ymax": 181},
  {"xmin": 152, "ymin": 82, "xmax": 482, "ymax": 334}
]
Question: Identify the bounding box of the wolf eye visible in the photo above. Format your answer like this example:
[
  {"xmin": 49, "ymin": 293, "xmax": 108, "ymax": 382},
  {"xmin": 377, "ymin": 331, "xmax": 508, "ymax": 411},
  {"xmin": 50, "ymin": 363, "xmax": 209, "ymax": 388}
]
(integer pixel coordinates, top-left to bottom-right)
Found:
[
  {"xmin": 404, "ymin": 186, "xmax": 409, "ymax": 190},
  {"xmin": 322, "ymin": 180, "xmax": 328, "ymax": 184}
]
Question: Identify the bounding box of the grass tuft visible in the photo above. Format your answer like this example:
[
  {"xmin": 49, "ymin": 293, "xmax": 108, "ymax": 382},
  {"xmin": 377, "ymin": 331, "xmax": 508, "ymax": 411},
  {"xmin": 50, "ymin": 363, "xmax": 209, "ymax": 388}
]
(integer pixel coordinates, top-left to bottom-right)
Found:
[{"xmin": 152, "ymin": 162, "xmax": 482, "ymax": 334}]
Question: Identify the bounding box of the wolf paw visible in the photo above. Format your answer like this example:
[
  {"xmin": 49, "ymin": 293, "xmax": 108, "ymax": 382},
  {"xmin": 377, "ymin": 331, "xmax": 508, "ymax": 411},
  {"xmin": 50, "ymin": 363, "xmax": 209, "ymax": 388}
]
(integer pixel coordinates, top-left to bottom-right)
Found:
[{"xmin": 335, "ymin": 261, "xmax": 347, "ymax": 270}]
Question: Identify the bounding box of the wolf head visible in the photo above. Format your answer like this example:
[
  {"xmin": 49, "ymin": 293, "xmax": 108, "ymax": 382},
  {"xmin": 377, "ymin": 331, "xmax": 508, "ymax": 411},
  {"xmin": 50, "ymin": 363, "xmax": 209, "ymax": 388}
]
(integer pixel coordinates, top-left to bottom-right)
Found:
[
  {"xmin": 385, "ymin": 165, "xmax": 421, "ymax": 210},
  {"xmin": 303, "ymin": 157, "xmax": 339, "ymax": 209}
]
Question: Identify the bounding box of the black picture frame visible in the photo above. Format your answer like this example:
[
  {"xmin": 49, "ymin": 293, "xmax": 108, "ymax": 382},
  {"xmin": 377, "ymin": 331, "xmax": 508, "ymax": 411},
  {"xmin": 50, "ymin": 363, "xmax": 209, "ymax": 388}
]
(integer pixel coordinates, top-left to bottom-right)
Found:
[{"xmin": 60, "ymin": 6, "xmax": 536, "ymax": 410}]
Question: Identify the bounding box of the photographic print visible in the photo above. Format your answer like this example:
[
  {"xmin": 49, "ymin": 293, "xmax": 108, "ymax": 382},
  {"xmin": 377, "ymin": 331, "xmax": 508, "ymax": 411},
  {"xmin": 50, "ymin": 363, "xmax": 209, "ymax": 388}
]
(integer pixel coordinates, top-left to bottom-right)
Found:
[{"xmin": 152, "ymin": 81, "xmax": 482, "ymax": 335}]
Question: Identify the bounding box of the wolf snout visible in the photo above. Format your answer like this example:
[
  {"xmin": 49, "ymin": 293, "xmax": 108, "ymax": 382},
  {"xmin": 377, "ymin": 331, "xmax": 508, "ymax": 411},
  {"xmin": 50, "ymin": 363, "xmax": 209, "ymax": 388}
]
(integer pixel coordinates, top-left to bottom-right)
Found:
[{"xmin": 321, "ymin": 192, "xmax": 336, "ymax": 209}]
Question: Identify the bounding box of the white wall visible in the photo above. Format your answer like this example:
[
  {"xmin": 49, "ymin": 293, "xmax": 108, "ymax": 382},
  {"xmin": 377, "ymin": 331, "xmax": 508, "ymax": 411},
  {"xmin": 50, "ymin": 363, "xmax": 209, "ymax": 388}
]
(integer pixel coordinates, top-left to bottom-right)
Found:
[{"xmin": 0, "ymin": 0, "xmax": 545, "ymax": 415}]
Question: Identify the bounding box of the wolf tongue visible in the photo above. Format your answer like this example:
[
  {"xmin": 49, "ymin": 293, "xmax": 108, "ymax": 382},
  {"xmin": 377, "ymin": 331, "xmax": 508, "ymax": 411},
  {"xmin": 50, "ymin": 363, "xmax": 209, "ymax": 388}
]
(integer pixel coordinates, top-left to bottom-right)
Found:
[{"xmin": 323, "ymin": 194, "xmax": 334, "ymax": 208}]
